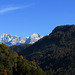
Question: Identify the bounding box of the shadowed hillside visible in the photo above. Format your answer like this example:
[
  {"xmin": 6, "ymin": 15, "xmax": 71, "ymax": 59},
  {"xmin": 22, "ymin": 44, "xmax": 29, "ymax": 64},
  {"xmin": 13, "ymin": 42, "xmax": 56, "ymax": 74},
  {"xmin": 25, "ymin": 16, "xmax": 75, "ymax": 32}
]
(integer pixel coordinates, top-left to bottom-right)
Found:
[
  {"xmin": 9, "ymin": 44, "xmax": 31, "ymax": 52},
  {"xmin": 18, "ymin": 25, "xmax": 75, "ymax": 75}
]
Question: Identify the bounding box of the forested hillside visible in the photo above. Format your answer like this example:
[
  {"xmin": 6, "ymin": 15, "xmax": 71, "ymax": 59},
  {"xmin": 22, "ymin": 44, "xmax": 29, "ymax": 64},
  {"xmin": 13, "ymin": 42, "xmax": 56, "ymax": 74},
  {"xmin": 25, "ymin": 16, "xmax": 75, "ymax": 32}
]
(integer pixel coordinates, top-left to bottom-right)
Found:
[
  {"xmin": 0, "ymin": 43, "xmax": 47, "ymax": 75},
  {"xmin": 18, "ymin": 25, "xmax": 75, "ymax": 75}
]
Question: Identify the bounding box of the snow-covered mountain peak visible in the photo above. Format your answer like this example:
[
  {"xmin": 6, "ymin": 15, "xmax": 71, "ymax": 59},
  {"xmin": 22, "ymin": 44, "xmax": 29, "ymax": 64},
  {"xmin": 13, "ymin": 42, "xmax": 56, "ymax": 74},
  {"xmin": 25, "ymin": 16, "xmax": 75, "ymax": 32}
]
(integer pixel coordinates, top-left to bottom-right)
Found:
[
  {"xmin": 31, "ymin": 33, "xmax": 41, "ymax": 38},
  {"xmin": 25, "ymin": 33, "xmax": 43, "ymax": 44},
  {"xmin": 31, "ymin": 33, "xmax": 39, "ymax": 35},
  {"xmin": 1, "ymin": 33, "xmax": 8, "ymax": 37},
  {"xmin": 0, "ymin": 33, "xmax": 43, "ymax": 46},
  {"xmin": 26, "ymin": 37, "xmax": 29, "ymax": 39}
]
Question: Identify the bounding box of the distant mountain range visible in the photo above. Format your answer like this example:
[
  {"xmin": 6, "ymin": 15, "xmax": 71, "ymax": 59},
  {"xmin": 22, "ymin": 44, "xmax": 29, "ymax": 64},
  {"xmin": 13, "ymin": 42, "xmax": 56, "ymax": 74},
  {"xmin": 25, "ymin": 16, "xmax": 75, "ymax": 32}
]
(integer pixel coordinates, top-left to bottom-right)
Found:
[{"xmin": 0, "ymin": 33, "xmax": 43, "ymax": 46}]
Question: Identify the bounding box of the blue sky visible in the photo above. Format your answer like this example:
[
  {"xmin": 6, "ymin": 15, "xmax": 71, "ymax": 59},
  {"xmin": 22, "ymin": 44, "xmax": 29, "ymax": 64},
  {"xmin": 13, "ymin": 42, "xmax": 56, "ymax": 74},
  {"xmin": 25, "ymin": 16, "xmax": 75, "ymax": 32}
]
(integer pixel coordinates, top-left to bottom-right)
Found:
[{"xmin": 0, "ymin": 0, "xmax": 75, "ymax": 38}]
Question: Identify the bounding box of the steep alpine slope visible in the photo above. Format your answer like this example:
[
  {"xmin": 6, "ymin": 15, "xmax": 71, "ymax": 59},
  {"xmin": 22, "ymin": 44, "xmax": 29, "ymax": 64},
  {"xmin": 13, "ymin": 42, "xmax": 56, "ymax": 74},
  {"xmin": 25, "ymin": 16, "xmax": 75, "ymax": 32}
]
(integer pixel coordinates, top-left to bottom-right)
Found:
[{"xmin": 19, "ymin": 25, "xmax": 75, "ymax": 75}]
